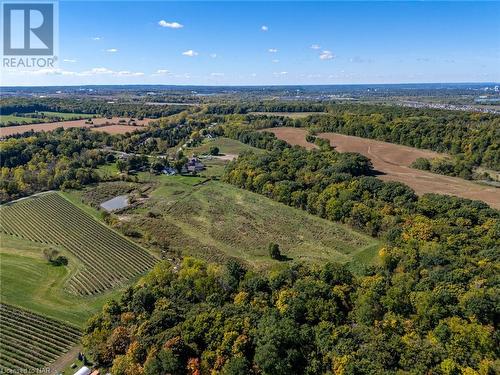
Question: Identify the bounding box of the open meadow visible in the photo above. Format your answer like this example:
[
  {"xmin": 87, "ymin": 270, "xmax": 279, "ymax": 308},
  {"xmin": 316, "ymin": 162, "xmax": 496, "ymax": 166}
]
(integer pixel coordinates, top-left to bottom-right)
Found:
[
  {"xmin": 86, "ymin": 176, "xmax": 380, "ymax": 270},
  {"xmin": 0, "ymin": 111, "xmax": 93, "ymax": 126},
  {"xmin": 187, "ymin": 136, "xmax": 266, "ymax": 157}
]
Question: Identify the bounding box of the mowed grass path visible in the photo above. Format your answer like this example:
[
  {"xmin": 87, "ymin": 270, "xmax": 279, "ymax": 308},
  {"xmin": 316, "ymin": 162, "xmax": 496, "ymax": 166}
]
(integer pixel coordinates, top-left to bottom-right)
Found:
[
  {"xmin": 0, "ymin": 303, "xmax": 81, "ymax": 373},
  {"xmin": 122, "ymin": 177, "xmax": 379, "ymax": 269},
  {"xmin": 0, "ymin": 192, "xmax": 157, "ymax": 296}
]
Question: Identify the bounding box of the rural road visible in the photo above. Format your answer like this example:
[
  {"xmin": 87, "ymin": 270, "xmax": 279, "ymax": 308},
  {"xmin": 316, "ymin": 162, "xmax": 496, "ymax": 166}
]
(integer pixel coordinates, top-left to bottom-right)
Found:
[{"xmin": 266, "ymin": 127, "xmax": 500, "ymax": 210}]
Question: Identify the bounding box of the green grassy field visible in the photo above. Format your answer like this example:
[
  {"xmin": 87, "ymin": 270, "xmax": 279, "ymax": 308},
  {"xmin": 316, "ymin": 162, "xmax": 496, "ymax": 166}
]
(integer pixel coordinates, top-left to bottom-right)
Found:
[
  {"xmin": 0, "ymin": 236, "xmax": 123, "ymax": 327},
  {"xmin": 36, "ymin": 111, "xmax": 93, "ymax": 120},
  {"xmin": 0, "ymin": 112, "xmax": 92, "ymax": 126},
  {"xmin": 187, "ymin": 137, "xmax": 265, "ymax": 156},
  {"xmin": 102, "ymin": 176, "xmax": 379, "ymax": 270},
  {"xmin": 0, "ymin": 115, "xmax": 40, "ymax": 125},
  {"xmin": 0, "ymin": 192, "xmax": 157, "ymax": 296}
]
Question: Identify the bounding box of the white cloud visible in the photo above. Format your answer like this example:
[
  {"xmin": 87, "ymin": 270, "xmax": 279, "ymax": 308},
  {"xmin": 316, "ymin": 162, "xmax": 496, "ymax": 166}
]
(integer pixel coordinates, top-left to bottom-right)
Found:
[
  {"xmin": 209, "ymin": 53, "xmax": 217, "ymax": 58},
  {"xmin": 210, "ymin": 72, "xmax": 224, "ymax": 77},
  {"xmin": 311, "ymin": 44, "xmax": 321, "ymax": 50},
  {"xmin": 12, "ymin": 68, "xmax": 77, "ymax": 76},
  {"xmin": 6, "ymin": 67, "xmax": 144, "ymax": 77},
  {"xmin": 268, "ymin": 48, "xmax": 278, "ymax": 53},
  {"xmin": 182, "ymin": 50, "xmax": 198, "ymax": 57},
  {"xmin": 272, "ymin": 59, "xmax": 279, "ymax": 63},
  {"xmin": 251, "ymin": 73, "xmax": 257, "ymax": 77},
  {"xmin": 158, "ymin": 20, "xmax": 184, "ymax": 29},
  {"xmin": 273, "ymin": 71, "xmax": 288, "ymax": 76},
  {"xmin": 117, "ymin": 70, "xmax": 145, "ymax": 77},
  {"xmin": 261, "ymin": 25, "xmax": 269, "ymax": 32},
  {"xmin": 79, "ymin": 67, "xmax": 144, "ymax": 76},
  {"xmin": 92, "ymin": 37, "xmax": 101, "ymax": 41},
  {"xmin": 63, "ymin": 59, "xmax": 77, "ymax": 63},
  {"xmin": 85, "ymin": 67, "xmax": 114, "ymax": 74},
  {"xmin": 319, "ymin": 50, "xmax": 334, "ymax": 60},
  {"xmin": 155, "ymin": 69, "xmax": 170, "ymax": 74},
  {"xmin": 106, "ymin": 48, "xmax": 118, "ymax": 53}
]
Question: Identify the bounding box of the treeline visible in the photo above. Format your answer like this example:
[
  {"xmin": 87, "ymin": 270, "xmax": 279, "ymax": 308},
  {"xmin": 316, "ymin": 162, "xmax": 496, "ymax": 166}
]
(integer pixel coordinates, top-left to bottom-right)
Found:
[
  {"xmin": 0, "ymin": 128, "xmax": 113, "ymax": 202},
  {"xmin": 0, "ymin": 98, "xmax": 189, "ymax": 119},
  {"xmin": 209, "ymin": 103, "xmax": 500, "ymax": 171},
  {"xmin": 306, "ymin": 112, "xmax": 499, "ymax": 171},
  {"xmin": 223, "ymin": 138, "xmax": 433, "ymax": 237},
  {"xmin": 223, "ymin": 126, "xmax": 290, "ymax": 151},
  {"xmin": 411, "ymin": 157, "xmax": 477, "ymax": 180},
  {"xmin": 205, "ymin": 101, "xmax": 328, "ymax": 115}
]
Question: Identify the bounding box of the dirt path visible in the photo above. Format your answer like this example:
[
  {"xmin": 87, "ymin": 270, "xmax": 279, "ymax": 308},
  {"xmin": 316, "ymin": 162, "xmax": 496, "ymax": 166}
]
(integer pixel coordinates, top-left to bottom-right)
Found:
[
  {"xmin": 266, "ymin": 127, "xmax": 500, "ymax": 209},
  {"xmin": 49, "ymin": 345, "xmax": 82, "ymax": 375}
]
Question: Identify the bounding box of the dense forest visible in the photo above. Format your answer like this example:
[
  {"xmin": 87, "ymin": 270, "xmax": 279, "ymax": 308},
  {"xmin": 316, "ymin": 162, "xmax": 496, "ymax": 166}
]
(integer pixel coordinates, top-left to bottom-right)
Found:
[
  {"xmin": 0, "ymin": 129, "xmax": 113, "ymax": 202},
  {"xmin": 84, "ymin": 131, "xmax": 499, "ymax": 374}
]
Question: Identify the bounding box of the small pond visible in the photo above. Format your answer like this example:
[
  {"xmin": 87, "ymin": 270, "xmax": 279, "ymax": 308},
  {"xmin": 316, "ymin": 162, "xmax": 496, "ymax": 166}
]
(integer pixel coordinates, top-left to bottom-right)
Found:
[{"xmin": 100, "ymin": 195, "xmax": 129, "ymax": 212}]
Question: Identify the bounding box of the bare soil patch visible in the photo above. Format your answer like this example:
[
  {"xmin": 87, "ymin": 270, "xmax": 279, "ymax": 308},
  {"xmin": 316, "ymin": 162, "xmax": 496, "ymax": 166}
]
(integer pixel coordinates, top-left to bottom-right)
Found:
[
  {"xmin": 0, "ymin": 117, "xmax": 151, "ymax": 137},
  {"xmin": 267, "ymin": 127, "xmax": 500, "ymax": 209},
  {"xmin": 214, "ymin": 153, "xmax": 238, "ymax": 161},
  {"xmin": 263, "ymin": 127, "xmax": 318, "ymax": 149}
]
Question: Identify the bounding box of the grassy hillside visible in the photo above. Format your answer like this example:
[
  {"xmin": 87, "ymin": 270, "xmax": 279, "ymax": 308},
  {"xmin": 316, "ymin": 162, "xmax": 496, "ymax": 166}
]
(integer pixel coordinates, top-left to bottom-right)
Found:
[
  {"xmin": 0, "ymin": 236, "xmax": 124, "ymax": 327},
  {"xmin": 106, "ymin": 176, "xmax": 379, "ymax": 270},
  {"xmin": 0, "ymin": 192, "xmax": 157, "ymax": 296},
  {"xmin": 187, "ymin": 136, "xmax": 266, "ymax": 156}
]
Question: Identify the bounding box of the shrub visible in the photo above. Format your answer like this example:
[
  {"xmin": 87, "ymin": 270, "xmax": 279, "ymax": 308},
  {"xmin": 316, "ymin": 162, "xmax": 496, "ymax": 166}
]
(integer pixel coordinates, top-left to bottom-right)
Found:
[
  {"xmin": 268, "ymin": 243, "xmax": 282, "ymax": 260},
  {"xmin": 209, "ymin": 146, "xmax": 220, "ymax": 156}
]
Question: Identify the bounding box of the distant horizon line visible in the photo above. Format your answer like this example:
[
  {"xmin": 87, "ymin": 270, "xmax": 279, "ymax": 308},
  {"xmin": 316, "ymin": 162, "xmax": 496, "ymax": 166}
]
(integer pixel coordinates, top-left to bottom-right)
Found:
[{"xmin": 2, "ymin": 81, "xmax": 499, "ymax": 89}]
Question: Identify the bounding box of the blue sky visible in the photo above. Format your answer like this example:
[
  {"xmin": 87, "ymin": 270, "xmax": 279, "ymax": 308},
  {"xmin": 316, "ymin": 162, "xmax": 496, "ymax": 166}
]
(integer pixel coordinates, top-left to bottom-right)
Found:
[{"xmin": 3, "ymin": 1, "xmax": 500, "ymax": 85}]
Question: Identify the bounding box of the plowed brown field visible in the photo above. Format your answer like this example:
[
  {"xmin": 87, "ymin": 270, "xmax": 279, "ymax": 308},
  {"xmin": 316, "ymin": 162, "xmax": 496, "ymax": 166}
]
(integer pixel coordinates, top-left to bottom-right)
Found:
[
  {"xmin": 0, "ymin": 117, "xmax": 150, "ymax": 137},
  {"xmin": 265, "ymin": 127, "xmax": 500, "ymax": 209}
]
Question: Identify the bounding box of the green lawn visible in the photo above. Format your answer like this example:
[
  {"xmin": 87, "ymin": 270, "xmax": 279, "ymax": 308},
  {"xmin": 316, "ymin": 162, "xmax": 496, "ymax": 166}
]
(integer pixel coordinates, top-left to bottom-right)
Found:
[
  {"xmin": 0, "ymin": 114, "xmax": 40, "ymax": 125},
  {"xmin": 187, "ymin": 137, "xmax": 265, "ymax": 156},
  {"xmin": 0, "ymin": 236, "xmax": 123, "ymax": 327},
  {"xmin": 113, "ymin": 176, "xmax": 380, "ymax": 270}
]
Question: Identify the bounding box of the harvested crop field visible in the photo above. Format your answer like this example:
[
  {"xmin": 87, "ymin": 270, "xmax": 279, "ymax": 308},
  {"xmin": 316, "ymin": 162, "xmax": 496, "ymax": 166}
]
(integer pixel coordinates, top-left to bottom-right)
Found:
[
  {"xmin": 0, "ymin": 117, "xmax": 151, "ymax": 137},
  {"xmin": 267, "ymin": 127, "xmax": 500, "ymax": 209}
]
